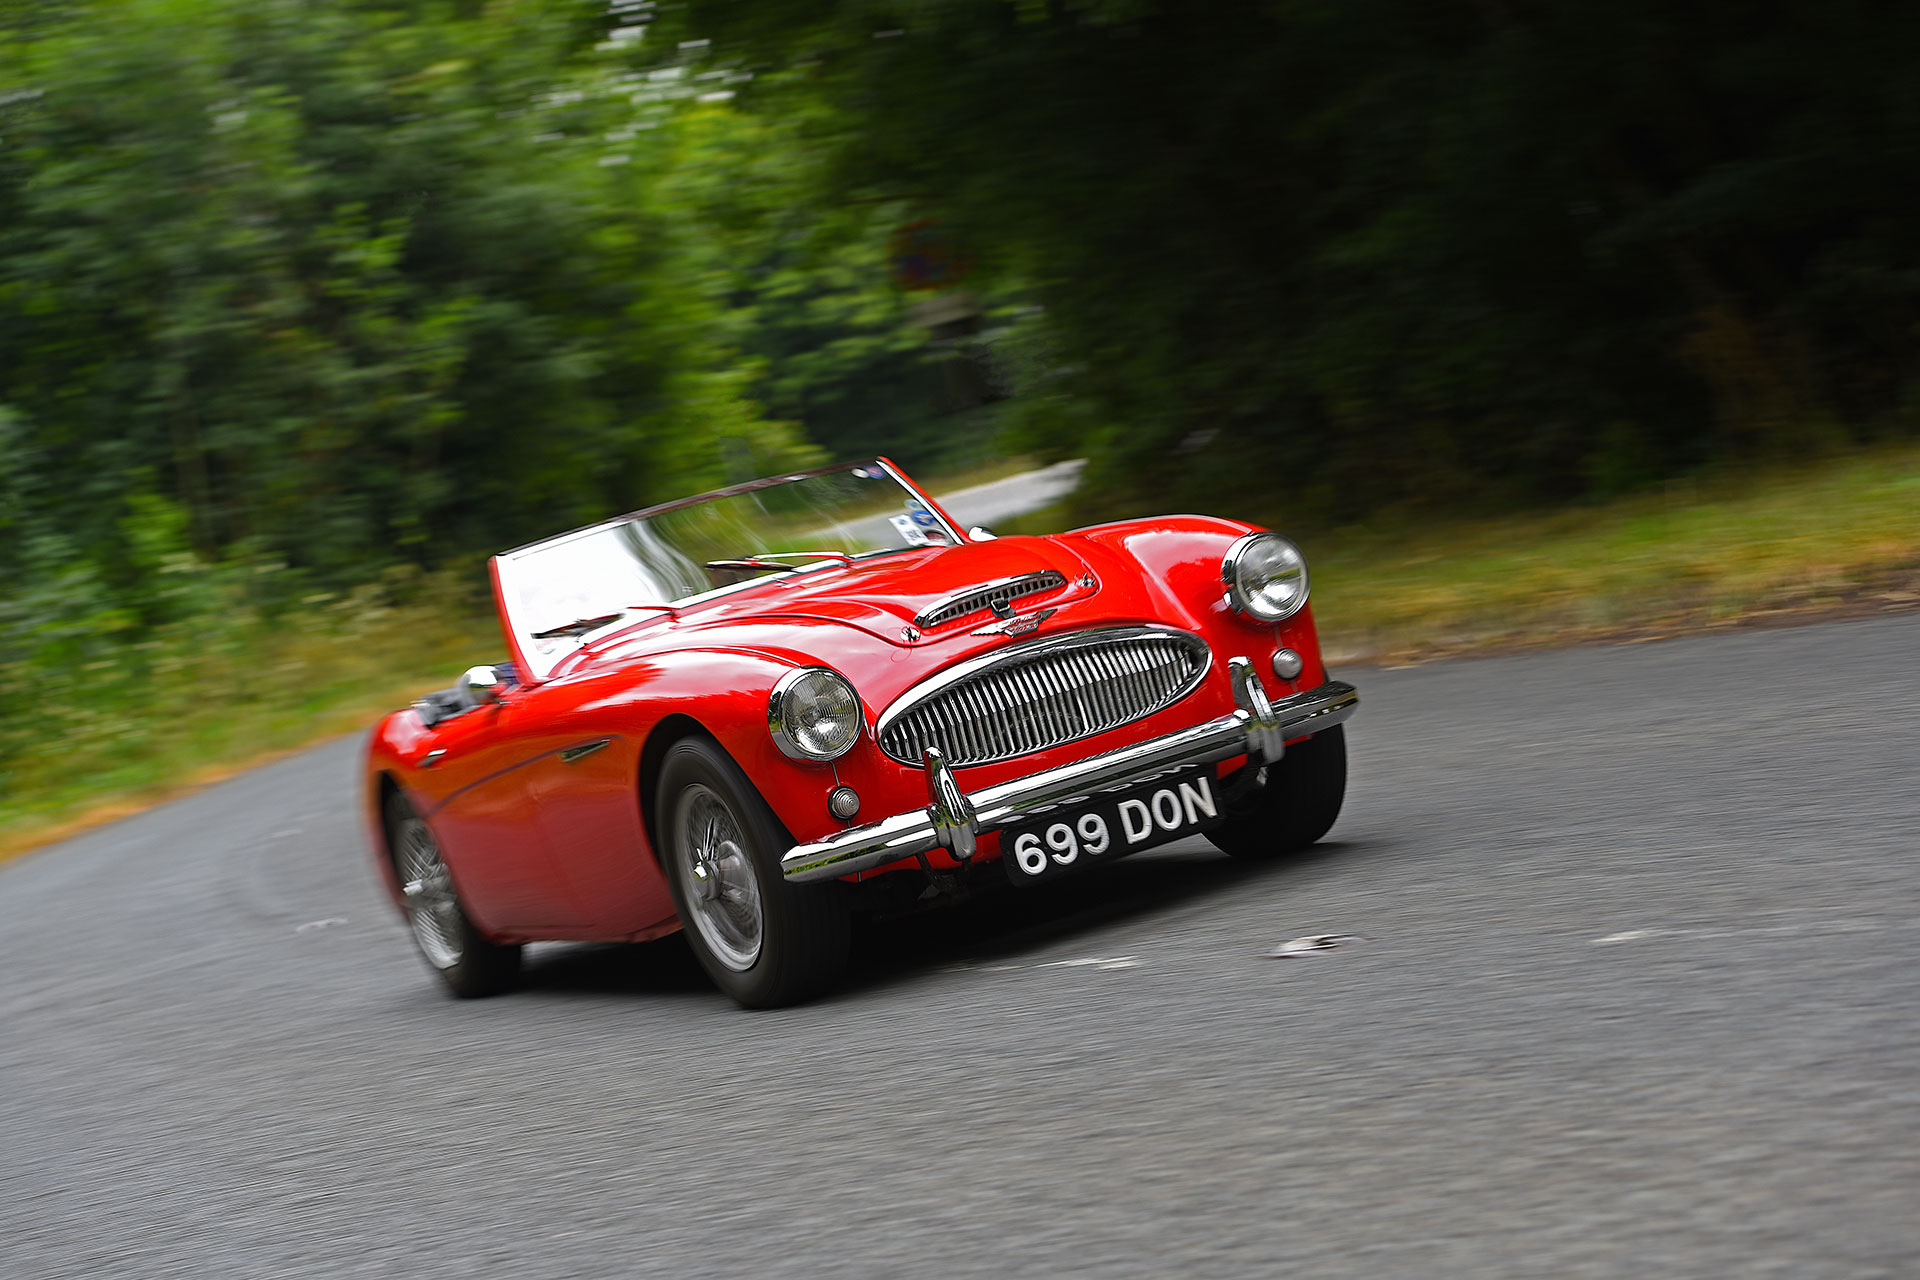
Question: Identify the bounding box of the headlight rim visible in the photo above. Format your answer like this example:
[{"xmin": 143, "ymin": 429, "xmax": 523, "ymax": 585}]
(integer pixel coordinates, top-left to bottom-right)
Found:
[
  {"xmin": 767, "ymin": 665, "xmax": 864, "ymax": 762},
  {"xmin": 1221, "ymin": 532, "xmax": 1310, "ymax": 623}
]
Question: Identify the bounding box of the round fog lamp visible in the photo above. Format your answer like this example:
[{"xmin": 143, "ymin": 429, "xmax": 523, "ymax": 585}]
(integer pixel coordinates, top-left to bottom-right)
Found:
[
  {"xmin": 769, "ymin": 667, "xmax": 863, "ymax": 761},
  {"xmin": 1223, "ymin": 533, "xmax": 1310, "ymax": 622},
  {"xmin": 1271, "ymin": 648, "xmax": 1303, "ymax": 680}
]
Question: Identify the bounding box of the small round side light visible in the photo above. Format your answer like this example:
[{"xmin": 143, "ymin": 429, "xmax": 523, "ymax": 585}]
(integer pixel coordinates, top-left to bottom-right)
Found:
[
  {"xmin": 1271, "ymin": 648, "xmax": 1303, "ymax": 680},
  {"xmin": 828, "ymin": 786, "xmax": 861, "ymax": 821}
]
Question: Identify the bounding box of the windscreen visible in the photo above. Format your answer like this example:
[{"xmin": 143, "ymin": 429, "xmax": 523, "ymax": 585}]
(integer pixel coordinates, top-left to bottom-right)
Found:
[{"xmin": 495, "ymin": 463, "xmax": 958, "ymax": 679}]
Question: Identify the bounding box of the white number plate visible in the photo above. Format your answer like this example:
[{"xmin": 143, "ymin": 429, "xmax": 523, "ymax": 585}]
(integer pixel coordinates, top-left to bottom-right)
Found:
[{"xmin": 1003, "ymin": 768, "xmax": 1224, "ymax": 882}]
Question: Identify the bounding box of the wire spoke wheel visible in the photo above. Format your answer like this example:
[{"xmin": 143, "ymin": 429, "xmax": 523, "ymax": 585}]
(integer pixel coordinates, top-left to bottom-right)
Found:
[
  {"xmin": 657, "ymin": 737, "xmax": 850, "ymax": 1007},
  {"xmin": 396, "ymin": 816, "xmax": 463, "ymax": 970},
  {"xmin": 382, "ymin": 789, "xmax": 519, "ymax": 998},
  {"xmin": 676, "ymin": 784, "xmax": 765, "ymax": 971}
]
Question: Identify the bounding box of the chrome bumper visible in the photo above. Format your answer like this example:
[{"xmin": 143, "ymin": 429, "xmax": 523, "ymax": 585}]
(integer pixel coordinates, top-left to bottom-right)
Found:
[{"xmin": 780, "ymin": 660, "xmax": 1359, "ymax": 882}]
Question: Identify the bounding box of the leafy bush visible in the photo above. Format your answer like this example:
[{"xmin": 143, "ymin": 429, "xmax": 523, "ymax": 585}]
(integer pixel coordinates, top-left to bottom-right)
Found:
[{"xmin": 674, "ymin": 0, "xmax": 1920, "ymax": 522}]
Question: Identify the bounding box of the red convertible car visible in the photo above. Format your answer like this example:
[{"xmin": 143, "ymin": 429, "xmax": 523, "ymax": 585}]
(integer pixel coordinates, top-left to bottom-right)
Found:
[{"xmin": 365, "ymin": 460, "xmax": 1358, "ymax": 1007}]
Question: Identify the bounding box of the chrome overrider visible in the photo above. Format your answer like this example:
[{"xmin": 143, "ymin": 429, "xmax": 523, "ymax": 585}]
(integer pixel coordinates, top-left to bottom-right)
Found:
[{"xmin": 780, "ymin": 656, "xmax": 1359, "ymax": 882}]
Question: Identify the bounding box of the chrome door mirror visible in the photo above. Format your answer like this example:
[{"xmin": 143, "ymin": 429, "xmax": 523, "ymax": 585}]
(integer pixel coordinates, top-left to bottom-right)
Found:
[
  {"xmin": 968, "ymin": 525, "xmax": 998, "ymax": 542},
  {"xmin": 457, "ymin": 664, "xmax": 506, "ymax": 707}
]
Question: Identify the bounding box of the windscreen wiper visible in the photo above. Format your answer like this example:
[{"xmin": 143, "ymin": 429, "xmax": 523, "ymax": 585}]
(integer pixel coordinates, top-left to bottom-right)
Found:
[
  {"xmin": 530, "ymin": 612, "xmax": 627, "ymax": 640},
  {"xmin": 704, "ymin": 550, "xmax": 855, "ymax": 574},
  {"xmin": 530, "ymin": 604, "xmax": 676, "ymax": 641}
]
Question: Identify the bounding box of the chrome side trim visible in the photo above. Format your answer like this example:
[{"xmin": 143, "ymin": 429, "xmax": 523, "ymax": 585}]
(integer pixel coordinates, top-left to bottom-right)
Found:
[
  {"xmin": 559, "ymin": 738, "xmax": 613, "ymax": 765},
  {"xmin": 914, "ymin": 571, "xmax": 1067, "ymax": 629},
  {"xmin": 781, "ymin": 675, "xmax": 1359, "ymax": 882}
]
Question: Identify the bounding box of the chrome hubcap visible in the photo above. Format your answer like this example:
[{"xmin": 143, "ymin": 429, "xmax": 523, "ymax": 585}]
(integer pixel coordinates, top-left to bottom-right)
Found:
[
  {"xmin": 395, "ymin": 816, "xmax": 462, "ymax": 970},
  {"xmin": 677, "ymin": 785, "xmax": 764, "ymax": 972}
]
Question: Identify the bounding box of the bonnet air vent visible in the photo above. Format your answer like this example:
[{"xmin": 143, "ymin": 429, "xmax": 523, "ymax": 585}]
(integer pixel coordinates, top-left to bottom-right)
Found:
[{"xmin": 915, "ymin": 571, "xmax": 1067, "ymax": 630}]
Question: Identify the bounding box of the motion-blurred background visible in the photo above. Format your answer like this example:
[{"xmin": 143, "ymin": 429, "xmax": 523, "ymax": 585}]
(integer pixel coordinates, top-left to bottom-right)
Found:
[{"xmin": 3, "ymin": 0, "xmax": 1917, "ymax": 849}]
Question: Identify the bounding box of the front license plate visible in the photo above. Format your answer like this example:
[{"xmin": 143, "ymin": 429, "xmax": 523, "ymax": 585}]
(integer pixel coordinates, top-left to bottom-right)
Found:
[{"xmin": 1004, "ymin": 767, "xmax": 1225, "ymax": 883}]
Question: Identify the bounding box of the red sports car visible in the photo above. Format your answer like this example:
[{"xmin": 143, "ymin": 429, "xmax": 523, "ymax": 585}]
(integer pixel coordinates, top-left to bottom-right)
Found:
[{"xmin": 364, "ymin": 460, "xmax": 1358, "ymax": 1007}]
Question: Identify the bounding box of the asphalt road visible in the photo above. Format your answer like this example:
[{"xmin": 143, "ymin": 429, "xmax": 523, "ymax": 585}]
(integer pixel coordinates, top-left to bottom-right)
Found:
[
  {"xmin": 3, "ymin": 614, "xmax": 1916, "ymax": 1278},
  {"xmin": 936, "ymin": 457, "xmax": 1086, "ymax": 529}
]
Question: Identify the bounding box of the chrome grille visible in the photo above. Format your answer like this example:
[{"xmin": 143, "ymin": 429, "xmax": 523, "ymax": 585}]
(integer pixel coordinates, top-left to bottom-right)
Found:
[
  {"xmin": 915, "ymin": 572, "xmax": 1067, "ymax": 630},
  {"xmin": 877, "ymin": 627, "xmax": 1211, "ymax": 766}
]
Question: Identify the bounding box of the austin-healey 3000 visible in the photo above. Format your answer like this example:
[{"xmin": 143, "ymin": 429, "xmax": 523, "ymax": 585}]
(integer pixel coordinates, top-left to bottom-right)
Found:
[{"xmin": 364, "ymin": 459, "xmax": 1358, "ymax": 1007}]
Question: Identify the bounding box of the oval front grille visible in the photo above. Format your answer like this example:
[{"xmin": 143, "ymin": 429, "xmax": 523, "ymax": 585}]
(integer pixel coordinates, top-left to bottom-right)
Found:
[{"xmin": 877, "ymin": 627, "xmax": 1211, "ymax": 767}]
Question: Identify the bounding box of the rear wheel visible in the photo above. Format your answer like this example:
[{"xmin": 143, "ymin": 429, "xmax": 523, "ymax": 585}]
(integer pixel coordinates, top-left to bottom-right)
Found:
[
  {"xmin": 385, "ymin": 790, "xmax": 521, "ymax": 998},
  {"xmin": 657, "ymin": 737, "xmax": 850, "ymax": 1009},
  {"xmin": 1206, "ymin": 725, "xmax": 1347, "ymax": 858}
]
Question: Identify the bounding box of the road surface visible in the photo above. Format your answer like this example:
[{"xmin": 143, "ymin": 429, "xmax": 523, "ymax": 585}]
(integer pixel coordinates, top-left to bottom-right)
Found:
[
  {"xmin": 934, "ymin": 457, "xmax": 1086, "ymax": 530},
  {"xmin": 3, "ymin": 613, "xmax": 1915, "ymax": 1277},
  {"xmin": 831, "ymin": 458, "xmax": 1087, "ymax": 548}
]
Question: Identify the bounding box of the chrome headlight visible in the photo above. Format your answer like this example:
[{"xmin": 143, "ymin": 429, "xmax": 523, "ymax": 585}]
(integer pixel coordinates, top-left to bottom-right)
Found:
[
  {"xmin": 1222, "ymin": 533, "xmax": 1310, "ymax": 622},
  {"xmin": 768, "ymin": 667, "xmax": 863, "ymax": 761}
]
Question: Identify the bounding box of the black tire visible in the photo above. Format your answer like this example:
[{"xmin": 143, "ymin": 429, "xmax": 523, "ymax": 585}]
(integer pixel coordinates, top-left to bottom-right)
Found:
[
  {"xmin": 1206, "ymin": 724, "xmax": 1348, "ymax": 859},
  {"xmin": 384, "ymin": 790, "xmax": 522, "ymax": 998},
  {"xmin": 656, "ymin": 737, "xmax": 851, "ymax": 1009}
]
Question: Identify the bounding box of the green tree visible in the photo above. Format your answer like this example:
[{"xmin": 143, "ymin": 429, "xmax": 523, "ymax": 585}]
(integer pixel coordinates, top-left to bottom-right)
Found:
[
  {"xmin": 0, "ymin": 0, "xmax": 804, "ymax": 581},
  {"xmin": 658, "ymin": 82, "xmax": 1009, "ymax": 475},
  {"xmin": 669, "ymin": 0, "xmax": 1920, "ymax": 519}
]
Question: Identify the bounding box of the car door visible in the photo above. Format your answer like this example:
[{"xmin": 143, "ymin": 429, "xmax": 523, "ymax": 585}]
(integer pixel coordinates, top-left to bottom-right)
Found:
[
  {"xmin": 409, "ymin": 698, "xmax": 585, "ymax": 933},
  {"xmin": 520, "ymin": 729, "xmax": 677, "ymax": 939}
]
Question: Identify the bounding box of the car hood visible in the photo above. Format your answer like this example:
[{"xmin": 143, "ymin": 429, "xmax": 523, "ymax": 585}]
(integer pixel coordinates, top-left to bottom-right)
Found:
[
  {"xmin": 731, "ymin": 539, "xmax": 1099, "ymax": 635},
  {"xmin": 658, "ymin": 537, "xmax": 1101, "ymax": 642},
  {"xmin": 558, "ymin": 534, "xmax": 1198, "ymax": 694}
]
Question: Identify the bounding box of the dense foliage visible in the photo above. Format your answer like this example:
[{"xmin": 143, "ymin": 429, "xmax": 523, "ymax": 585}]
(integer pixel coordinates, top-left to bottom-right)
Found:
[
  {"xmin": 0, "ymin": 0, "xmax": 952, "ymax": 794},
  {"xmin": 677, "ymin": 0, "xmax": 1920, "ymax": 519},
  {"xmin": 0, "ymin": 0, "xmax": 810, "ymax": 576},
  {"xmin": 5, "ymin": 0, "xmax": 1918, "ymax": 806}
]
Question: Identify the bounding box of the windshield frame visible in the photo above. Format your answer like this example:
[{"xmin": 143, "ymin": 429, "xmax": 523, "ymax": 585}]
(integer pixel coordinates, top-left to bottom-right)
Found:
[{"xmin": 490, "ymin": 458, "xmax": 963, "ymax": 682}]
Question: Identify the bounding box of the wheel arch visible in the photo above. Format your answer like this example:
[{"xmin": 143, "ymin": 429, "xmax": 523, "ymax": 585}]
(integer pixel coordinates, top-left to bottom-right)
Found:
[
  {"xmin": 369, "ymin": 770, "xmax": 408, "ymax": 906},
  {"xmin": 637, "ymin": 711, "xmax": 804, "ymax": 860},
  {"xmin": 637, "ymin": 712, "xmax": 715, "ymax": 859}
]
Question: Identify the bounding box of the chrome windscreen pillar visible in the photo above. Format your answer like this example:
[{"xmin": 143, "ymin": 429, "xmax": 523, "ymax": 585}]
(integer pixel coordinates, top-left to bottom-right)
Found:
[
  {"xmin": 923, "ymin": 747, "xmax": 978, "ymax": 861},
  {"xmin": 1228, "ymin": 655, "xmax": 1288, "ymax": 764}
]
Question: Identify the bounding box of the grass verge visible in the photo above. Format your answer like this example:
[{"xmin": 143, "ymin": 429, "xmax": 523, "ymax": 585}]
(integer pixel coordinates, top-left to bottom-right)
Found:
[
  {"xmin": 4, "ymin": 442, "xmax": 1915, "ymax": 866},
  {"xmin": 997, "ymin": 442, "xmax": 1920, "ymax": 660},
  {"xmin": 0, "ymin": 583, "xmax": 498, "ymax": 866},
  {"xmin": 1305, "ymin": 443, "xmax": 1920, "ymax": 662},
  {"xmin": 0, "ymin": 459, "xmax": 1045, "ymax": 867}
]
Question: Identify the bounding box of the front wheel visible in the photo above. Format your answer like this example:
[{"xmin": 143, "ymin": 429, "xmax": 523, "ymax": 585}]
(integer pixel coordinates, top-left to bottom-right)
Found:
[
  {"xmin": 1206, "ymin": 725, "xmax": 1348, "ymax": 859},
  {"xmin": 657, "ymin": 737, "xmax": 851, "ymax": 1009},
  {"xmin": 385, "ymin": 790, "xmax": 521, "ymax": 998}
]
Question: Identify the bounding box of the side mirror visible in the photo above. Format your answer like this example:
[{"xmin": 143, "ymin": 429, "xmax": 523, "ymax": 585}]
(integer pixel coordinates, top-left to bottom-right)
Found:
[
  {"xmin": 458, "ymin": 664, "xmax": 506, "ymax": 707},
  {"xmin": 969, "ymin": 526, "xmax": 998, "ymax": 542}
]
